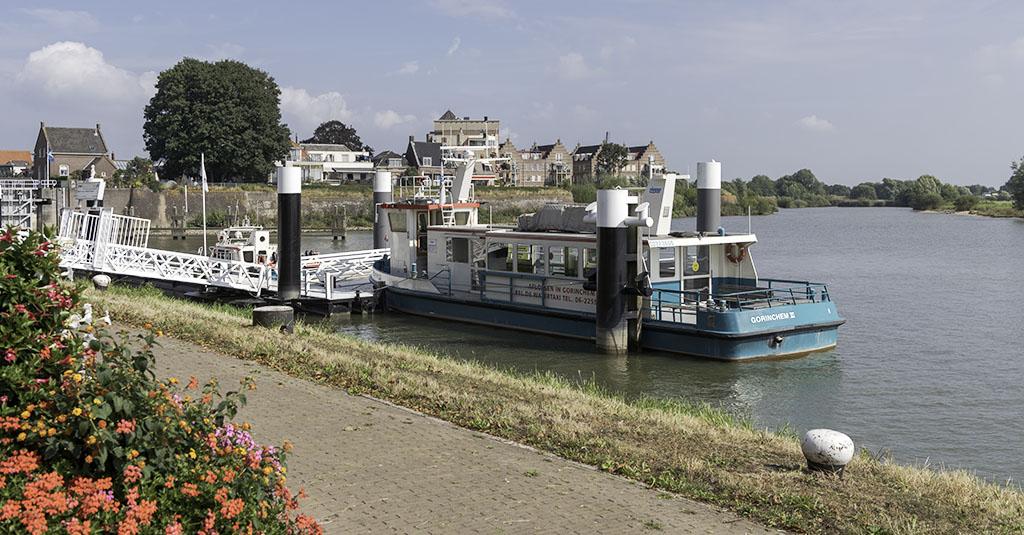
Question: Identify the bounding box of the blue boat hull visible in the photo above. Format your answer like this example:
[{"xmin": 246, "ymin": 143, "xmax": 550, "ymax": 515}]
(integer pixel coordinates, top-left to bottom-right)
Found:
[{"xmin": 383, "ymin": 287, "xmax": 842, "ymax": 361}]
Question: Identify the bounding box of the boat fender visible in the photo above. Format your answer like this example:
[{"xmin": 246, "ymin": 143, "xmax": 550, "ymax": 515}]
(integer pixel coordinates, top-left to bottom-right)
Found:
[
  {"xmin": 770, "ymin": 334, "xmax": 784, "ymax": 348},
  {"xmin": 583, "ymin": 269, "xmax": 597, "ymax": 292},
  {"xmin": 725, "ymin": 243, "xmax": 748, "ymax": 263}
]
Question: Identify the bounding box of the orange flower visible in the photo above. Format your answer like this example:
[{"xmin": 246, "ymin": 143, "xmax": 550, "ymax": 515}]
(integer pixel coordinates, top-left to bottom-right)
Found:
[
  {"xmin": 180, "ymin": 482, "xmax": 200, "ymax": 497},
  {"xmin": 220, "ymin": 498, "xmax": 244, "ymax": 519},
  {"xmin": 0, "ymin": 449, "xmax": 39, "ymax": 474},
  {"xmin": 123, "ymin": 464, "xmax": 142, "ymax": 484}
]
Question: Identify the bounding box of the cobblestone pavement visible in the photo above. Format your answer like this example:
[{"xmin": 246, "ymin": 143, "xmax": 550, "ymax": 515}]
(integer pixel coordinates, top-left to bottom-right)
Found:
[{"xmin": 150, "ymin": 334, "xmax": 776, "ymax": 534}]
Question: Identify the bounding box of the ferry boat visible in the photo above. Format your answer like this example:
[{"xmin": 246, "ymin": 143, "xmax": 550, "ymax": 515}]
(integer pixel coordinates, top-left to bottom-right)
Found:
[{"xmin": 370, "ymin": 151, "xmax": 843, "ymax": 361}]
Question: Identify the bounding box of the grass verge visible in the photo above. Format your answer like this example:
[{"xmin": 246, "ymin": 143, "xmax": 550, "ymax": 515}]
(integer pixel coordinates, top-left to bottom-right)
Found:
[{"xmin": 88, "ymin": 286, "xmax": 1024, "ymax": 534}]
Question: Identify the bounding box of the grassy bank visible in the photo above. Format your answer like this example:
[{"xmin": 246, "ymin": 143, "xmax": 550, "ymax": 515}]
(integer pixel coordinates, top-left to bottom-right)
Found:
[
  {"xmin": 971, "ymin": 200, "xmax": 1024, "ymax": 218},
  {"xmin": 89, "ymin": 286, "xmax": 1024, "ymax": 533}
]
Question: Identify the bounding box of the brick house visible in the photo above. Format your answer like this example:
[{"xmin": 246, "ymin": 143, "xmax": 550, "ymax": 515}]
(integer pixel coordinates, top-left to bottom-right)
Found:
[
  {"xmin": 571, "ymin": 140, "xmax": 666, "ymax": 184},
  {"xmin": 427, "ymin": 110, "xmax": 499, "ymax": 150},
  {"xmin": 371, "ymin": 150, "xmax": 409, "ymax": 176},
  {"xmin": 404, "ymin": 136, "xmax": 443, "ymax": 179},
  {"xmin": 33, "ymin": 123, "xmax": 110, "ymax": 181},
  {"xmin": 497, "ymin": 139, "xmax": 573, "ymax": 186}
]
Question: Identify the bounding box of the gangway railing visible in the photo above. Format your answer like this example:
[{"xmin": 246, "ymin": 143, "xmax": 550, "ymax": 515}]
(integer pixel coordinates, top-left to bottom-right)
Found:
[
  {"xmin": 1, "ymin": 179, "xmax": 56, "ymax": 230},
  {"xmin": 302, "ymin": 249, "xmax": 388, "ymax": 279}
]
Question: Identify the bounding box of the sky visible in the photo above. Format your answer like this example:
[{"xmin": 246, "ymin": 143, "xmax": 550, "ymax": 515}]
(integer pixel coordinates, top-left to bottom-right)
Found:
[{"xmin": 1, "ymin": 0, "xmax": 1022, "ymax": 186}]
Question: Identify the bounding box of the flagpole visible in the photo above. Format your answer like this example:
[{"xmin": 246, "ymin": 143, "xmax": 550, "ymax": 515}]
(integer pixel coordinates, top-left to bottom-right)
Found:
[{"xmin": 201, "ymin": 153, "xmax": 208, "ymax": 254}]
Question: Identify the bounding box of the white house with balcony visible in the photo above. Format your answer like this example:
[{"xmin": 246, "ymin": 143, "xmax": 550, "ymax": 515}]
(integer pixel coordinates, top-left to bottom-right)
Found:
[{"xmin": 282, "ymin": 143, "xmax": 374, "ymax": 183}]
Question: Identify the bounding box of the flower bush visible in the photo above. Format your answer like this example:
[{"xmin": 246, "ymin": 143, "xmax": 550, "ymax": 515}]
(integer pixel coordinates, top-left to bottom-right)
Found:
[{"xmin": 0, "ymin": 227, "xmax": 321, "ymax": 534}]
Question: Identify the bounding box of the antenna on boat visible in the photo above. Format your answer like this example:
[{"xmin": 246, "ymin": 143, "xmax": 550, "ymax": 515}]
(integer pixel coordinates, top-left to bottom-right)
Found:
[{"xmin": 747, "ymin": 205, "xmax": 752, "ymax": 235}]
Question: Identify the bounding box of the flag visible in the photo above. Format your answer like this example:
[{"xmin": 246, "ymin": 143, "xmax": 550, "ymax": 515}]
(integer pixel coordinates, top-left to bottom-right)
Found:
[
  {"xmin": 47, "ymin": 149, "xmax": 54, "ymax": 162},
  {"xmin": 200, "ymin": 153, "xmax": 209, "ymax": 192}
]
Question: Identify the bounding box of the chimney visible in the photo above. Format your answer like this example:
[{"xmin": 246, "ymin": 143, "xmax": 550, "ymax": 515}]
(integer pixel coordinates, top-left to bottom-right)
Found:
[
  {"xmin": 111, "ymin": 152, "xmax": 115, "ymax": 161},
  {"xmin": 96, "ymin": 123, "xmax": 101, "ymax": 132},
  {"xmin": 408, "ymin": 135, "xmax": 414, "ymax": 142},
  {"xmin": 484, "ymin": 116, "xmax": 488, "ymax": 121},
  {"xmin": 604, "ymin": 131, "xmax": 609, "ymax": 143}
]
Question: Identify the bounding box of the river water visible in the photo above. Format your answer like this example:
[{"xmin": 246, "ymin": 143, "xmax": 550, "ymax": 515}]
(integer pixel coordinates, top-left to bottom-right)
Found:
[{"xmin": 152, "ymin": 209, "xmax": 1024, "ymax": 481}]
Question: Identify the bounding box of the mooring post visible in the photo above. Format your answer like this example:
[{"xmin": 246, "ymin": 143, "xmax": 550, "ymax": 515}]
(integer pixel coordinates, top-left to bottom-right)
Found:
[
  {"xmin": 696, "ymin": 160, "xmax": 721, "ymax": 234},
  {"xmin": 373, "ymin": 170, "xmax": 393, "ymax": 249},
  {"xmin": 276, "ymin": 166, "xmax": 302, "ymax": 302},
  {"xmin": 596, "ymin": 189, "xmax": 629, "ymax": 354}
]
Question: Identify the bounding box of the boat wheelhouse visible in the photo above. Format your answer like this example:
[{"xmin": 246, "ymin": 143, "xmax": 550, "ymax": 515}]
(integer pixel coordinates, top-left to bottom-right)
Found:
[{"xmin": 372, "ymin": 152, "xmax": 843, "ymax": 360}]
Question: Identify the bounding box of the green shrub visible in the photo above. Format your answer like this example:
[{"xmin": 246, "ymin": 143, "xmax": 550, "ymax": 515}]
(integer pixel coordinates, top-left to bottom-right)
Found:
[
  {"xmin": 954, "ymin": 195, "xmax": 980, "ymax": 212},
  {"xmin": 0, "ymin": 227, "xmax": 321, "ymax": 534}
]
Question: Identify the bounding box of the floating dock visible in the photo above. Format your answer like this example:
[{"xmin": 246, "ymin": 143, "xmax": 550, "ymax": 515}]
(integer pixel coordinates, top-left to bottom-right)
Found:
[{"xmin": 57, "ymin": 208, "xmax": 386, "ymax": 314}]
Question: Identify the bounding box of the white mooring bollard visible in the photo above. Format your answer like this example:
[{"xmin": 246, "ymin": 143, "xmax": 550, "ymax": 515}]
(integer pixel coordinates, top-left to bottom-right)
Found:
[
  {"xmin": 91, "ymin": 274, "xmax": 111, "ymax": 291},
  {"xmin": 801, "ymin": 429, "xmax": 855, "ymax": 475}
]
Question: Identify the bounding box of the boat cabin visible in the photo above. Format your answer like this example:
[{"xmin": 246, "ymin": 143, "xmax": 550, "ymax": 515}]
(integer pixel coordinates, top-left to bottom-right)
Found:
[{"xmin": 209, "ymin": 225, "xmax": 275, "ymax": 265}]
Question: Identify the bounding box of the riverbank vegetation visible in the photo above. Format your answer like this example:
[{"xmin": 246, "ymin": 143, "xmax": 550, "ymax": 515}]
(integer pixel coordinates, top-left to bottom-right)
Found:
[
  {"xmin": 0, "ymin": 229, "xmax": 319, "ymax": 533},
  {"xmin": 88, "ymin": 285, "xmax": 1024, "ymax": 534}
]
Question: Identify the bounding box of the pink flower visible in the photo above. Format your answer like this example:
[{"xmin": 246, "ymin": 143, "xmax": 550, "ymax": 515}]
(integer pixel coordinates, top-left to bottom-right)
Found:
[
  {"xmin": 4, "ymin": 349, "xmax": 14, "ymax": 363},
  {"xmin": 115, "ymin": 419, "xmax": 136, "ymax": 435}
]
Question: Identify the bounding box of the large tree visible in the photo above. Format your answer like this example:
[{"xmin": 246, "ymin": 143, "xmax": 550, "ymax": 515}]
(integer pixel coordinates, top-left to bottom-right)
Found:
[
  {"xmin": 1007, "ymin": 157, "xmax": 1024, "ymax": 210},
  {"xmin": 302, "ymin": 120, "xmax": 373, "ymax": 154},
  {"xmin": 111, "ymin": 157, "xmax": 158, "ymax": 190},
  {"xmin": 143, "ymin": 58, "xmax": 290, "ymax": 182},
  {"xmin": 595, "ymin": 142, "xmax": 628, "ymax": 177}
]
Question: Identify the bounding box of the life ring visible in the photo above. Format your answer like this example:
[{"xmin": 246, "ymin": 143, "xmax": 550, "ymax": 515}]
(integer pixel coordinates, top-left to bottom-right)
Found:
[{"xmin": 725, "ymin": 243, "xmax": 748, "ymax": 263}]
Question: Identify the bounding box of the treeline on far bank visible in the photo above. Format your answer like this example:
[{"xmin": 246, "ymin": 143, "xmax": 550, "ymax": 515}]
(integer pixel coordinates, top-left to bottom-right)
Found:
[{"xmin": 568, "ymin": 169, "xmax": 1010, "ymax": 216}]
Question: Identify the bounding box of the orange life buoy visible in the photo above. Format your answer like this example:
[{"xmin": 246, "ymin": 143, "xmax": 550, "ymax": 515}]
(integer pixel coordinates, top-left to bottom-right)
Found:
[{"xmin": 725, "ymin": 243, "xmax": 748, "ymax": 263}]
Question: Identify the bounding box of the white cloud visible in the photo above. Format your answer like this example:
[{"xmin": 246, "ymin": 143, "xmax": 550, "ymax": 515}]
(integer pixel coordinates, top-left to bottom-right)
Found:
[
  {"xmin": 279, "ymin": 87, "xmax": 352, "ymax": 134},
  {"xmin": 430, "ymin": 0, "xmax": 512, "ymax": 20},
  {"xmin": 18, "ymin": 42, "xmax": 153, "ymax": 102},
  {"xmin": 21, "ymin": 8, "xmax": 98, "ymax": 30},
  {"xmin": 555, "ymin": 52, "xmax": 597, "ymax": 80},
  {"xmin": 447, "ymin": 36, "xmax": 462, "ymax": 56},
  {"xmin": 572, "ymin": 104, "xmax": 597, "ymax": 121},
  {"xmin": 499, "ymin": 127, "xmax": 518, "ymax": 141},
  {"xmin": 976, "ymin": 37, "xmax": 1024, "ymax": 73},
  {"xmin": 206, "ymin": 42, "xmax": 245, "ymax": 59},
  {"xmin": 797, "ymin": 114, "xmax": 835, "ymax": 132},
  {"xmin": 374, "ymin": 110, "xmax": 417, "ymax": 129},
  {"xmin": 393, "ymin": 61, "xmax": 420, "ymax": 75},
  {"xmin": 599, "ymin": 36, "xmax": 637, "ymax": 61}
]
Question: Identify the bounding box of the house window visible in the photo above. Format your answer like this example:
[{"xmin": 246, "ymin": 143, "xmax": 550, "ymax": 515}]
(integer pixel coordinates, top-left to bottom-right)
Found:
[
  {"xmin": 59, "ymin": 164, "xmax": 69, "ymax": 177},
  {"xmin": 389, "ymin": 158, "xmax": 402, "ymax": 167},
  {"xmin": 422, "ymin": 157, "xmax": 433, "ymax": 166}
]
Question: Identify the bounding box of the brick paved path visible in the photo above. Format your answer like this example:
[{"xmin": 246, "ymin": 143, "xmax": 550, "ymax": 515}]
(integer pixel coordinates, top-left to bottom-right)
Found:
[{"xmin": 151, "ymin": 335, "xmax": 775, "ymax": 534}]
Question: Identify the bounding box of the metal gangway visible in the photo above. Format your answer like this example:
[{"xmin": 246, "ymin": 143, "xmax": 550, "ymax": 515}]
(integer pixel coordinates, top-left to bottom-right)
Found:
[
  {"xmin": 1, "ymin": 179, "xmax": 56, "ymax": 229},
  {"xmin": 57, "ymin": 208, "xmax": 387, "ymax": 300}
]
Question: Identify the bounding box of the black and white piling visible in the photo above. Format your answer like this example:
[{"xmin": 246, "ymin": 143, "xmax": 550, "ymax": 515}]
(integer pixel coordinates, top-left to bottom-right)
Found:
[
  {"xmin": 696, "ymin": 160, "xmax": 721, "ymax": 234},
  {"xmin": 373, "ymin": 170, "xmax": 393, "ymax": 249},
  {"xmin": 276, "ymin": 166, "xmax": 302, "ymax": 302},
  {"xmin": 596, "ymin": 189, "xmax": 629, "ymax": 354}
]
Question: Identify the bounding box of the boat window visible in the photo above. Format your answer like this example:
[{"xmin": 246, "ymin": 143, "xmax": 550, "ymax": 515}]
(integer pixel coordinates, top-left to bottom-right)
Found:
[
  {"xmin": 429, "ymin": 210, "xmax": 443, "ymax": 226},
  {"xmin": 447, "ymin": 237, "xmax": 469, "ymax": 263},
  {"xmin": 454, "ymin": 211, "xmax": 469, "ymax": 225},
  {"xmin": 388, "ymin": 212, "xmax": 407, "ymax": 232},
  {"xmin": 488, "ymin": 244, "xmax": 510, "ymax": 271},
  {"xmin": 417, "ymin": 212, "xmax": 428, "ymax": 233},
  {"xmin": 683, "ymin": 246, "xmax": 709, "ymax": 276},
  {"xmin": 583, "ymin": 248, "xmax": 597, "ymax": 275},
  {"xmin": 548, "ymin": 247, "xmax": 579, "ymax": 277},
  {"xmin": 243, "ymin": 250, "xmax": 253, "ymax": 263},
  {"xmin": 515, "ymin": 244, "xmax": 531, "ymax": 273},
  {"xmin": 658, "ymin": 247, "xmax": 676, "ymax": 279}
]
